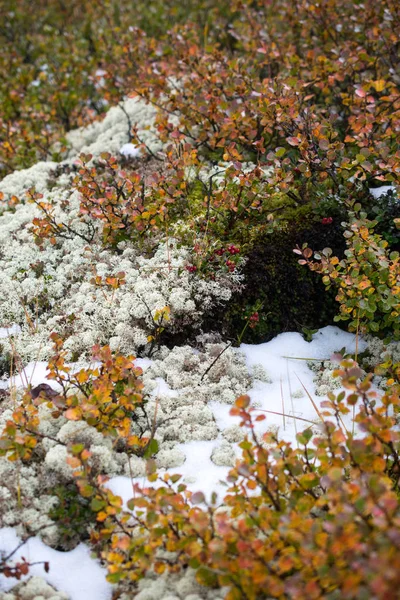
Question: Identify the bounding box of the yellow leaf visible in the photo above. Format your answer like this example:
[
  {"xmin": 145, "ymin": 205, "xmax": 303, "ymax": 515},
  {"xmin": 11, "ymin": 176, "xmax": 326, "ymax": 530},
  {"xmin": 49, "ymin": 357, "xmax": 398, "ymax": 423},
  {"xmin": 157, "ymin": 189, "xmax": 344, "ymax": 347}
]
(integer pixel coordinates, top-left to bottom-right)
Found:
[
  {"xmin": 75, "ymin": 370, "xmax": 89, "ymax": 384},
  {"xmin": 373, "ymin": 80, "xmax": 385, "ymax": 92},
  {"xmin": 154, "ymin": 562, "xmax": 166, "ymax": 574},
  {"xmin": 65, "ymin": 406, "xmax": 83, "ymax": 421}
]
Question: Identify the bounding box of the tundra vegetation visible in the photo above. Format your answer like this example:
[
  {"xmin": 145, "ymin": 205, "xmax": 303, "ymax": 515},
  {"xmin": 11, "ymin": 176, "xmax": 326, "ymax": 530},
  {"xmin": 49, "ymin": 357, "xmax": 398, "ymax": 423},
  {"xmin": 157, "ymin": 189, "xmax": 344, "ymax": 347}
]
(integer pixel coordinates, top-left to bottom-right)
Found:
[{"xmin": 0, "ymin": 0, "xmax": 400, "ymax": 598}]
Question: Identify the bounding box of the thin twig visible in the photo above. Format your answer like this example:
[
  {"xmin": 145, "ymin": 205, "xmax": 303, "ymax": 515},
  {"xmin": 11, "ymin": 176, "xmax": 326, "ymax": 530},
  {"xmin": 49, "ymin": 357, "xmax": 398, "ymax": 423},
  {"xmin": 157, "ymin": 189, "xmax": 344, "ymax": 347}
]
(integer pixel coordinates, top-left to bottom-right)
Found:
[{"xmin": 200, "ymin": 342, "xmax": 232, "ymax": 383}]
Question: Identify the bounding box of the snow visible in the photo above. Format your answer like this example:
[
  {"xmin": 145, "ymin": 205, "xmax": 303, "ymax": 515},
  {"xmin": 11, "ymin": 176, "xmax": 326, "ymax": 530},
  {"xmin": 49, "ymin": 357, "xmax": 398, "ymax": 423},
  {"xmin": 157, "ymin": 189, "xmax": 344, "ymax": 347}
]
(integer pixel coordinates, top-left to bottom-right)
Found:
[
  {"xmin": 0, "ymin": 528, "xmax": 112, "ymax": 600},
  {"xmin": 0, "ymin": 325, "xmax": 369, "ymax": 598},
  {"xmin": 211, "ymin": 326, "xmax": 367, "ymax": 447},
  {"xmin": 107, "ymin": 440, "xmax": 231, "ymax": 505},
  {"xmin": 152, "ymin": 376, "xmax": 177, "ymax": 398},
  {"xmin": 7, "ymin": 361, "xmax": 54, "ymax": 390},
  {"xmin": 236, "ymin": 326, "xmax": 367, "ymax": 445},
  {"xmin": 0, "ymin": 325, "xmax": 21, "ymax": 339},
  {"xmin": 369, "ymin": 185, "xmax": 395, "ymax": 198},
  {"xmin": 109, "ymin": 326, "xmax": 367, "ymax": 504},
  {"xmin": 134, "ymin": 357, "xmax": 153, "ymax": 371},
  {"xmin": 172, "ymin": 440, "xmax": 232, "ymax": 499},
  {"xmin": 120, "ymin": 143, "xmax": 143, "ymax": 158}
]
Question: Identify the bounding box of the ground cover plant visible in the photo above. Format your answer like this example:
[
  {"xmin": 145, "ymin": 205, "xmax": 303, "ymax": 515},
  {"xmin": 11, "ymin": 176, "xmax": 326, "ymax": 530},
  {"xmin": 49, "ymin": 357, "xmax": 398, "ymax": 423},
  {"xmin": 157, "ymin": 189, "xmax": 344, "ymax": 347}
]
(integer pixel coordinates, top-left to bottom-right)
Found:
[{"xmin": 0, "ymin": 0, "xmax": 400, "ymax": 598}]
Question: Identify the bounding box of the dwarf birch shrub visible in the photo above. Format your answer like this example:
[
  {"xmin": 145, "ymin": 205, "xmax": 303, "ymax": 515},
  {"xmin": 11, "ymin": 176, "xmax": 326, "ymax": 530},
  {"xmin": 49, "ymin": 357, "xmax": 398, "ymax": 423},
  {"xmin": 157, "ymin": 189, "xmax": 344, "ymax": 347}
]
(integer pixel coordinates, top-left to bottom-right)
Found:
[
  {"xmin": 0, "ymin": 334, "xmax": 155, "ymax": 462},
  {"xmin": 4, "ymin": 0, "xmax": 400, "ymax": 346},
  {"xmin": 296, "ymin": 213, "xmax": 400, "ymax": 340},
  {"xmin": 46, "ymin": 360, "xmax": 400, "ymax": 599}
]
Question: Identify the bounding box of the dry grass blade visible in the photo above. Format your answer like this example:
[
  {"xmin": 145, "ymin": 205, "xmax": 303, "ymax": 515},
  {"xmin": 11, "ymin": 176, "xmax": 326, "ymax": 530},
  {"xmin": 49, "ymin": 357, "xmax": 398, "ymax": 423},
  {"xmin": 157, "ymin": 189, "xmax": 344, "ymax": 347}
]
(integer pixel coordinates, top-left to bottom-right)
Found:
[
  {"xmin": 257, "ymin": 408, "xmax": 317, "ymax": 425},
  {"xmin": 295, "ymin": 373, "xmax": 349, "ymax": 434},
  {"xmin": 282, "ymin": 356, "xmax": 329, "ymax": 361},
  {"xmin": 295, "ymin": 373, "xmax": 325, "ymax": 422}
]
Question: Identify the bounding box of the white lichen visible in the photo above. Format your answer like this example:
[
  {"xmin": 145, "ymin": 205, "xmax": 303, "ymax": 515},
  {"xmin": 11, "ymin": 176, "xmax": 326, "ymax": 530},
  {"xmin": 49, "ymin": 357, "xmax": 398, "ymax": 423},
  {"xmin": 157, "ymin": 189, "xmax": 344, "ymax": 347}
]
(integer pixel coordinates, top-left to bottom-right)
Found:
[
  {"xmin": 308, "ymin": 360, "xmax": 343, "ymax": 396},
  {"xmin": 2, "ymin": 576, "xmax": 69, "ymax": 600},
  {"xmin": 65, "ymin": 97, "xmax": 160, "ymax": 159},
  {"xmin": 222, "ymin": 425, "xmax": 244, "ymax": 444},
  {"xmin": 210, "ymin": 442, "xmax": 235, "ymax": 467}
]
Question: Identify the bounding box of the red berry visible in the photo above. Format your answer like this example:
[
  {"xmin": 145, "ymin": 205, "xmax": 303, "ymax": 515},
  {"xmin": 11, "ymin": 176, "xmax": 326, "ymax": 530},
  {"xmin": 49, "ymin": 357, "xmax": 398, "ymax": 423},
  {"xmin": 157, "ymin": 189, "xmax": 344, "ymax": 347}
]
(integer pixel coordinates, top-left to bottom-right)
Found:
[
  {"xmin": 249, "ymin": 311, "xmax": 259, "ymax": 328},
  {"xmin": 185, "ymin": 265, "xmax": 197, "ymax": 273},
  {"xmin": 225, "ymin": 259, "xmax": 235, "ymax": 272}
]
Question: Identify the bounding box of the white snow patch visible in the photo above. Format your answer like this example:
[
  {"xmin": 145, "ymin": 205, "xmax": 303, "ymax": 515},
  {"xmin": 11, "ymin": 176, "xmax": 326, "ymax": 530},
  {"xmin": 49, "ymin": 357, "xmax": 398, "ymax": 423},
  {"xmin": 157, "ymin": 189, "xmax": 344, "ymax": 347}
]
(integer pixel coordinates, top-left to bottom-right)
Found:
[
  {"xmin": 8, "ymin": 361, "xmax": 57, "ymax": 391},
  {"xmin": 152, "ymin": 377, "xmax": 177, "ymax": 398},
  {"xmin": 120, "ymin": 143, "xmax": 143, "ymax": 158},
  {"xmin": 230, "ymin": 326, "xmax": 367, "ymax": 445},
  {"xmin": 134, "ymin": 357, "xmax": 153, "ymax": 371},
  {"xmin": 369, "ymin": 185, "xmax": 395, "ymax": 198},
  {"xmin": 210, "ymin": 326, "xmax": 368, "ymax": 446},
  {"xmin": 0, "ymin": 528, "xmax": 112, "ymax": 600},
  {"xmin": 0, "ymin": 325, "xmax": 21, "ymax": 339},
  {"xmin": 107, "ymin": 439, "xmax": 230, "ymax": 505},
  {"xmin": 170, "ymin": 440, "xmax": 230, "ymax": 501}
]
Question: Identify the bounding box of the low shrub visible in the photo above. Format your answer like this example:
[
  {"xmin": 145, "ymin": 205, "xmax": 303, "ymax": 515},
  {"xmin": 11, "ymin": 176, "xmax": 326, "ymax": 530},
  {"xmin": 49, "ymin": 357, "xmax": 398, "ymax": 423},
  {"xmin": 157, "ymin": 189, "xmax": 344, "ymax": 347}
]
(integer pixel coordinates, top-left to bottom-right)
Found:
[
  {"xmin": 297, "ymin": 212, "xmax": 400, "ymax": 340},
  {"xmin": 0, "ymin": 334, "xmax": 153, "ymax": 462},
  {"xmin": 207, "ymin": 215, "xmax": 347, "ymax": 343},
  {"xmin": 54, "ymin": 359, "xmax": 400, "ymax": 599}
]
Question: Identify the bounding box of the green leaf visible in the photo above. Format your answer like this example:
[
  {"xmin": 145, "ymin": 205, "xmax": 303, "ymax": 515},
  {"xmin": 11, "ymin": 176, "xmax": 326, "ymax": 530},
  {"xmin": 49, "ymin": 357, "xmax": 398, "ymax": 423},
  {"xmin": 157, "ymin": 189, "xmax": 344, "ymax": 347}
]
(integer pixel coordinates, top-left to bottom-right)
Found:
[
  {"xmin": 90, "ymin": 497, "xmax": 106, "ymax": 512},
  {"xmin": 70, "ymin": 443, "xmax": 85, "ymax": 455},
  {"xmin": 144, "ymin": 438, "xmax": 159, "ymax": 458},
  {"xmin": 107, "ymin": 572, "xmax": 123, "ymax": 584},
  {"xmin": 196, "ymin": 566, "xmax": 218, "ymax": 587},
  {"xmin": 170, "ymin": 474, "xmax": 182, "ymax": 484},
  {"xmin": 296, "ymin": 427, "xmax": 313, "ymax": 445}
]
